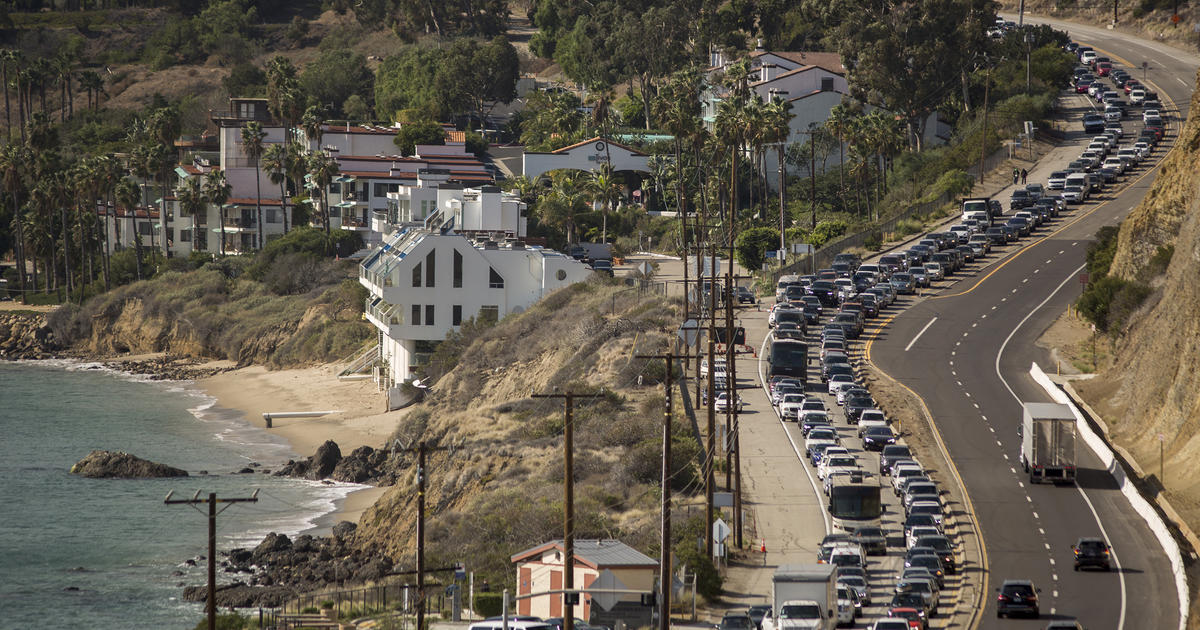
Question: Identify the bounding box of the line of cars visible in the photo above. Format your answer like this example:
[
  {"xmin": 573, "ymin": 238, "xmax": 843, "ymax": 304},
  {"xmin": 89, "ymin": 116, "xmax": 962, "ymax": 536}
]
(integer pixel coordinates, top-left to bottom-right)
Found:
[{"xmin": 759, "ymin": 254, "xmax": 965, "ymax": 630}]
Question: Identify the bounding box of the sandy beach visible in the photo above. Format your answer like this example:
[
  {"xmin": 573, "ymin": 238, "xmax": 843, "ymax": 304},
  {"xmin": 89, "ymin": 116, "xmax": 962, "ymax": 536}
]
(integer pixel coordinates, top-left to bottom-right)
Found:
[{"xmin": 197, "ymin": 363, "xmax": 403, "ymax": 527}]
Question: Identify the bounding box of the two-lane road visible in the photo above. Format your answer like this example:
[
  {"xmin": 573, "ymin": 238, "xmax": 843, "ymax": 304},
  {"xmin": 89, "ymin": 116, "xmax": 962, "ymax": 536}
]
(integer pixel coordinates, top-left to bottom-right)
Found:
[{"xmin": 872, "ymin": 18, "xmax": 1196, "ymax": 630}]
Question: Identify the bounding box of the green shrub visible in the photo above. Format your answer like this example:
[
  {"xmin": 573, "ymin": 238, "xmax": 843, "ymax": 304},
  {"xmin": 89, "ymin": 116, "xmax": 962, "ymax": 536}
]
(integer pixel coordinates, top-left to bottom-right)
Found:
[
  {"xmin": 1139, "ymin": 245, "xmax": 1173, "ymax": 281},
  {"xmin": 894, "ymin": 218, "xmax": 923, "ymax": 238},
  {"xmin": 474, "ymin": 592, "xmax": 505, "ymax": 617},
  {"xmin": 673, "ymin": 514, "xmax": 723, "ymax": 599},
  {"xmin": 1075, "ymin": 275, "xmax": 1152, "ymax": 333},
  {"xmin": 863, "ymin": 231, "xmax": 882, "ymax": 251}
]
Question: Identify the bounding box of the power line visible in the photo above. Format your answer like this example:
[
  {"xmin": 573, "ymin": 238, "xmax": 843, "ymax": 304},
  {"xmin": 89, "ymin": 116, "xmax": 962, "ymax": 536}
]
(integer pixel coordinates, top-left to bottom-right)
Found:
[{"xmin": 164, "ymin": 489, "xmax": 259, "ymax": 630}]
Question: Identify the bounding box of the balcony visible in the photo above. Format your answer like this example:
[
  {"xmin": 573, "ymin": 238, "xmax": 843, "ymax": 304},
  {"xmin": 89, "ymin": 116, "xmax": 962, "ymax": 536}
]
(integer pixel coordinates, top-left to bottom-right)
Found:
[
  {"xmin": 222, "ymin": 217, "xmax": 257, "ymax": 231},
  {"xmin": 364, "ymin": 296, "xmax": 403, "ymax": 335},
  {"xmin": 341, "ymin": 217, "xmax": 370, "ymax": 231}
]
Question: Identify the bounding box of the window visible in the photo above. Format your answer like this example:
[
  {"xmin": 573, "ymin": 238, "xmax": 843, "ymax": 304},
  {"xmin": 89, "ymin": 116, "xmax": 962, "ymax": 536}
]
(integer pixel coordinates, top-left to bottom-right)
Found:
[
  {"xmin": 425, "ymin": 250, "xmax": 435, "ymax": 287},
  {"xmin": 479, "ymin": 305, "xmax": 499, "ymax": 323},
  {"xmin": 329, "ymin": 182, "xmax": 341, "ymax": 195},
  {"xmin": 195, "ymin": 231, "xmax": 207, "ymax": 250},
  {"xmin": 411, "ymin": 304, "xmax": 422, "ymax": 326},
  {"xmin": 138, "ymin": 222, "xmax": 152, "ymax": 236},
  {"xmin": 374, "ymin": 183, "xmax": 390, "ymax": 198},
  {"xmin": 452, "ymin": 305, "xmax": 462, "ymax": 326},
  {"xmin": 412, "ymin": 262, "xmax": 422, "ymax": 287},
  {"xmin": 489, "ymin": 267, "xmax": 504, "ymax": 289},
  {"xmin": 425, "ymin": 304, "xmax": 434, "ymax": 325},
  {"xmin": 453, "ymin": 250, "xmax": 463, "ymax": 288},
  {"xmin": 821, "ymin": 76, "xmax": 834, "ymax": 91},
  {"xmin": 266, "ymin": 209, "xmax": 279, "ymax": 223},
  {"xmin": 180, "ymin": 228, "xmax": 192, "ymax": 243}
]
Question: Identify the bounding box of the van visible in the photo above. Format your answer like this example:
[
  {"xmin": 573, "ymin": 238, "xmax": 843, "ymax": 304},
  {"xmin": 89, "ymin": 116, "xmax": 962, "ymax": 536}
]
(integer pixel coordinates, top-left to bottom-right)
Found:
[{"xmin": 1064, "ymin": 173, "xmax": 1090, "ymax": 196}]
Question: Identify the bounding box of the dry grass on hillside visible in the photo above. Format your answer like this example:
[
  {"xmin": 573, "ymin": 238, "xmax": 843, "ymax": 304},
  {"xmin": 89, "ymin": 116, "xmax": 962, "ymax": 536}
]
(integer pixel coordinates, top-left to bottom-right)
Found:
[{"xmin": 352, "ymin": 278, "xmax": 700, "ymax": 579}]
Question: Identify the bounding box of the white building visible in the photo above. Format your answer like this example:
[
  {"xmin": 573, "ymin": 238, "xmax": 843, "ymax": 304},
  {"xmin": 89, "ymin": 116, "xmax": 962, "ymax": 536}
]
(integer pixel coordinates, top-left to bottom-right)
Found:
[{"xmin": 359, "ymin": 176, "xmax": 586, "ymax": 388}]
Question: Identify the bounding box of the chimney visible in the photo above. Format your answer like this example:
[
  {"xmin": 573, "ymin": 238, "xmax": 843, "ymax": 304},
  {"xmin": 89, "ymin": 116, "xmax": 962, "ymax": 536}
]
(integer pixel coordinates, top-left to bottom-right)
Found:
[
  {"xmin": 755, "ymin": 38, "xmax": 765, "ymax": 52},
  {"xmin": 762, "ymin": 63, "xmax": 776, "ymax": 83}
]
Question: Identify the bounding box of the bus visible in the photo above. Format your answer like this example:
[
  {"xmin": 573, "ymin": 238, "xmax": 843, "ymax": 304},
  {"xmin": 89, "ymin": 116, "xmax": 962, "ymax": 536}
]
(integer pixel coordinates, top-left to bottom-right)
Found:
[
  {"xmin": 828, "ymin": 473, "xmax": 883, "ymax": 533},
  {"xmin": 768, "ymin": 339, "xmax": 808, "ymax": 383}
]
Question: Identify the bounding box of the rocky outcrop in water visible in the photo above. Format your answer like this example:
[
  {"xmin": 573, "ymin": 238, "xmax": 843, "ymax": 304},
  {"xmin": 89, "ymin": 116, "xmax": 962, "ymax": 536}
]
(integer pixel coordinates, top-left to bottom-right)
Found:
[
  {"xmin": 182, "ymin": 524, "xmax": 395, "ymax": 608},
  {"xmin": 0, "ymin": 312, "xmax": 58, "ymax": 359},
  {"xmin": 274, "ymin": 441, "xmax": 402, "ymax": 485},
  {"xmin": 70, "ymin": 450, "xmax": 188, "ymax": 478}
]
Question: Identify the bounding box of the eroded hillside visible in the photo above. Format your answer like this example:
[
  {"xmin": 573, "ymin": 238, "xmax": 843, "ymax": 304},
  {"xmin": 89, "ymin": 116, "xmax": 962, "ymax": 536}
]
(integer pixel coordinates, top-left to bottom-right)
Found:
[
  {"xmin": 1075, "ymin": 71, "xmax": 1200, "ymax": 530},
  {"xmin": 349, "ymin": 278, "xmax": 701, "ymax": 581}
]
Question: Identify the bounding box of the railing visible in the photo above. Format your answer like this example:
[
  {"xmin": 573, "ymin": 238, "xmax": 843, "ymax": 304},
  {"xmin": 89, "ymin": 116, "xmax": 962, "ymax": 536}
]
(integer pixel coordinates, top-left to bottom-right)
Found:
[
  {"xmin": 342, "ymin": 217, "xmax": 369, "ymax": 228},
  {"xmin": 223, "ymin": 217, "xmax": 257, "ymax": 229},
  {"xmin": 338, "ymin": 343, "xmax": 380, "ymax": 378},
  {"xmin": 274, "ymin": 581, "xmax": 447, "ymax": 626}
]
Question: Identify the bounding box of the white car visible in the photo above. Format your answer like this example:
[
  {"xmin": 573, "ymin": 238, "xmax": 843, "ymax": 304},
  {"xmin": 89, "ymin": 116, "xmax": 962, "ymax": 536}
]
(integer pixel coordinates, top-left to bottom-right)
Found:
[
  {"xmin": 870, "ymin": 620, "xmax": 911, "ymax": 630},
  {"xmin": 859, "ymin": 409, "xmax": 888, "ymax": 425},
  {"xmin": 836, "ymin": 586, "xmax": 857, "ymax": 624},
  {"xmin": 799, "ymin": 410, "xmax": 831, "ymax": 429},
  {"xmin": 909, "ymin": 499, "xmax": 945, "ymax": 528},
  {"xmin": 778, "ymin": 393, "xmax": 806, "ymax": 420},
  {"xmin": 1117, "ymin": 147, "xmax": 1139, "ymax": 166},
  {"xmin": 1144, "ymin": 110, "xmax": 1163, "ymax": 125},
  {"xmin": 832, "ymin": 381, "xmax": 860, "ymax": 405},
  {"xmin": 923, "ymin": 262, "xmax": 944, "ymax": 281},
  {"xmin": 800, "ymin": 399, "xmax": 827, "ymax": 414},
  {"xmin": 805, "ymin": 432, "xmax": 838, "ymax": 453},
  {"xmin": 1134, "ymin": 141, "xmax": 1151, "ymax": 159},
  {"xmin": 1102, "ymin": 157, "xmax": 1125, "ymax": 175},
  {"xmin": 1103, "ymin": 105, "xmax": 1122, "ymax": 122},
  {"xmin": 1129, "ymin": 88, "xmax": 1146, "ymax": 105},
  {"xmin": 907, "ymin": 525, "xmax": 942, "ymax": 550},
  {"xmin": 827, "ymin": 373, "xmax": 856, "ymax": 395},
  {"xmin": 857, "ymin": 413, "xmax": 889, "ymax": 438},
  {"xmin": 713, "ymin": 391, "xmax": 744, "ymax": 413},
  {"xmin": 1094, "ymin": 134, "xmax": 1118, "ymax": 150},
  {"xmin": 1061, "ymin": 185, "xmax": 1084, "ymax": 204},
  {"xmin": 1086, "ymin": 141, "xmax": 1109, "ymax": 156},
  {"xmin": 819, "ymin": 454, "xmax": 858, "ymax": 480},
  {"xmin": 1081, "ymin": 50, "xmax": 1098, "ymax": 65},
  {"xmin": 837, "ymin": 385, "xmax": 866, "ymax": 406},
  {"xmin": 892, "ymin": 465, "xmax": 926, "ymax": 495}
]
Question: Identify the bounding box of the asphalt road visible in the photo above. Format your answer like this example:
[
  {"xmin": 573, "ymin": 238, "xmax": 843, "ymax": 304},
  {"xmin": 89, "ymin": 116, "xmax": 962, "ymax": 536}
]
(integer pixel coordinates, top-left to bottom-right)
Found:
[{"xmin": 869, "ymin": 20, "xmax": 1198, "ymax": 630}]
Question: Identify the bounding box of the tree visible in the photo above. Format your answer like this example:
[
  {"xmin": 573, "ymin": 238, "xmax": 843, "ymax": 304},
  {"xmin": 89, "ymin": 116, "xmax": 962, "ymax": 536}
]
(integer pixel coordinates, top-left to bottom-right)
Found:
[
  {"xmin": 518, "ymin": 90, "xmax": 584, "ymax": 151},
  {"xmin": 436, "ymin": 37, "xmax": 519, "ymax": 127},
  {"xmin": 374, "ymin": 46, "xmax": 442, "ymax": 121},
  {"xmin": 306, "ymin": 151, "xmax": 339, "ymax": 236},
  {"xmin": 734, "ymin": 226, "xmax": 780, "ymax": 270},
  {"xmin": 176, "ymin": 176, "xmax": 205, "ymax": 255},
  {"xmin": 300, "ymin": 104, "xmax": 325, "ymax": 152},
  {"xmin": 342, "ymin": 94, "xmax": 370, "ymax": 121},
  {"xmin": 0, "ymin": 144, "xmax": 28, "ymax": 300},
  {"xmin": 78, "ymin": 70, "xmax": 105, "ymax": 110},
  {"xmin": 261, "ymin": 143, "xmax": 289, "ymax": 234},
  {"xmin": 393, "ymin": 120, "xmax": 445, "ymax": 156},
  {"xmin": 240, "ymin": 121, "xmax": 267, "ymax": 249},
  {"xmin": 586, "ymin": 165, "xmax": 620, "ymax": 244},
  {"xmin": 115, "ymin": 176, "xmax": 142, "ymax": 280},
  {"xmin": 300, "ymin": 49, "xmax": 372, "ymax": 119},
  {"xmin": 149, "ymin": 107, "xmax": 180, "ymax": 257},
  {"xmin": 203, "ymin": 169, "xmax": 231, "ymax": 255},
  {"xmin": 223, "ymin": 63, "xmax": 266, "ymax": 98}
]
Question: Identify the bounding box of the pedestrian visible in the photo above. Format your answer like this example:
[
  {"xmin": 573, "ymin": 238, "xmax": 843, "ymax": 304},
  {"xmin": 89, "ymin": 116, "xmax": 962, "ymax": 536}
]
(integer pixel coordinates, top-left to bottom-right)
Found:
[
  {"xmin": 1012, "ymin": 168, "xmax": 1019, "ymax": 185},
  {"xmin": 1021, "ymin": 168, "xmax": 1028, "ymax": 184}
]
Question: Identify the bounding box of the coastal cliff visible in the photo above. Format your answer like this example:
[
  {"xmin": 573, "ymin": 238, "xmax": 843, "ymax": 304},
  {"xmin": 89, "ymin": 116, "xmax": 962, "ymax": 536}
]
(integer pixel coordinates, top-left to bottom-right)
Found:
[{"xmin": 1075, "ymin": 71, "xmax": 1200, "ymax": 540}]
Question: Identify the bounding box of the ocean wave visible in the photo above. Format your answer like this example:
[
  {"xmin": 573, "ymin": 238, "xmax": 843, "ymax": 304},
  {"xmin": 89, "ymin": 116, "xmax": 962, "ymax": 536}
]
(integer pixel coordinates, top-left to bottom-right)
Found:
[{"xmin": 223, "ymin": 481, "xmax": 371, "ymax": 547}]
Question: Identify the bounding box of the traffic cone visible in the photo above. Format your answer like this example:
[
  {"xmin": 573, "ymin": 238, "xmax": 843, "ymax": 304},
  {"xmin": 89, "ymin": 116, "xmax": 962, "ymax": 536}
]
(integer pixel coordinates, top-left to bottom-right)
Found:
[{"xmin": 761, "ymin": 539, "xmax": 766, "ymax": 553}]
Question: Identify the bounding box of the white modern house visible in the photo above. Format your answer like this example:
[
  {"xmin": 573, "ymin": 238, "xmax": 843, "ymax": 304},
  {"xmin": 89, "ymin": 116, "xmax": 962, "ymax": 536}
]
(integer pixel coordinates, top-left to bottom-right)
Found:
[{"xmin": 359, "ymin": 175, "xmax": 589, "ymax": 390}]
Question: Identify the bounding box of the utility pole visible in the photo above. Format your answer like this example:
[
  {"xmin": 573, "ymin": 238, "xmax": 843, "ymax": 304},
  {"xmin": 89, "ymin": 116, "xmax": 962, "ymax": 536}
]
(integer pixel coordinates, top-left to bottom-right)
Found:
[
  {"xmin": 164, "ymin": 490, "xmax": 259, "ymax": 630},
  {"xmin": 391, "ymin": 440, "xmax": 456, "ymax": 630},
  {"xmin": 635, "ymin": 348, "xmax": 698, "ymax": 630},
  {"xmin": 810, "ymin": 126, "xmax": 817, "ymax": 230},
  {"xmin": 979, "ymin": 59, "xmax": 992, "ymax": 184},
  {"xmin": 1018, "ymin": 0, "xmax": 1025, "ymax": 27},
  {"xmin": 531, "ymin": 390, "xmax": 605, "ymax": 630}
]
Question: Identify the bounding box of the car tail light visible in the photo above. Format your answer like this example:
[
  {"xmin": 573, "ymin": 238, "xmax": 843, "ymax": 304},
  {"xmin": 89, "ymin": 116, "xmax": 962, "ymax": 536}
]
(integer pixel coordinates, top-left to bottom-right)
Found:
[{"xmin": 997, "ymin": 595, "xmax": 1009, "ymax": 602}]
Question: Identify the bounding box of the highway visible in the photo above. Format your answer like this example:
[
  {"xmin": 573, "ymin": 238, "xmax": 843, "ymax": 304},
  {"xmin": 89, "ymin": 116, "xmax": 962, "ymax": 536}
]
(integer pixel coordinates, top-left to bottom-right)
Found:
[{"xmin": 868, "ymin": 18, "xmax": 1198, "ymax": 630}]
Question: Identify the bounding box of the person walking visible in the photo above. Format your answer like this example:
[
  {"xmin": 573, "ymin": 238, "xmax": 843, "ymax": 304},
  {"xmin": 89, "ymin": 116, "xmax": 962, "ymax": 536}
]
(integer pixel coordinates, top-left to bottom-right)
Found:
[
  {"xmin": 1021, "ymin": 168, "xmax": 1028, "ymax": 184},
  {"xmin": 1012, "ymin": 168, "xmax": 1020, "ymax": 185}
]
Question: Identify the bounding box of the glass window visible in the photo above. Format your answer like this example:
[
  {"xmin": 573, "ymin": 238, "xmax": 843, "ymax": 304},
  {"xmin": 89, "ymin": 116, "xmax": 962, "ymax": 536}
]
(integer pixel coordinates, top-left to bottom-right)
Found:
[
  {"xmin": 328, "ymin": 182, "xmax": 341, "ymax": 195},
  {"xmin": 452, "ymin": 305, "xmax": 462, "ymax": 325},
  {"xmin": 425, "ymin": 304, "xmax": 434, "ymax": 325},
  {"xmin": 489, "ymin": 267, "xmax": 504, "ymax": 289},
  {"xmin": 138, "ymin": 222, "xmax": 152, "ymax": 235},
  {"xmin": 425, "ymin": 250, "xmax": 435, "ymax": 287},
  {"xmin": 266, "ymin": 208, "xmax": 279, "ymax": 223},
  {"xmin": 180, "ymin": 228, "xmax": 192, "ymax": 242},
  {"xmin": 374, "ymin": 183, "xmax": 389, "ymax": 198},
  {"xmin": 453, "ymin": 250, "xmax": 463, "ymax": 288},
  {"xmin": 411, "ymin": 304, "xmax": 421, "ymax": 326},
  {"xmin": 412, "ymin": 262, "xmax": 422, "ymax": 287}
]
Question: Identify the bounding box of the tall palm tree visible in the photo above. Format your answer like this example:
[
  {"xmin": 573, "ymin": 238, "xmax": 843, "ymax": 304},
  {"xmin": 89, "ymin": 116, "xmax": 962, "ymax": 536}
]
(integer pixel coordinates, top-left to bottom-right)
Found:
[
  {"xmin": 115, "ymin": 176, "xmax": 142, "ymax": 280},
  {"xmin": 0, "ymin": 49, "xmax": 14, "ymax": 137},
  {"xmin": 261, "ymin": 143, "xmax": 288, "ymax": 235},
  {"xmin": 149, "ymin": 107, "xmax": 180, "ymax": 257},
  {"xmin": 546, "ymin": 171, "xmax": 586, "ymax": 243},
  {"xmin": 301, "ymin": 104, "xmax": 325, "ymax": 152},
  {"xmin": 502, "ymin": 175, "xmax": 540, "ymax": 205},
  {"xmin": 586, "ymin": 165, "xmax": 620, "ymax": 244},
  {"xmin": 53, "ymin": 52, "xmax": 74, "ymax": 122},
  {"xmin": 203, "ymin": 169, "xmax": 231, "ymax": 256},
  {"xmin": 78, "ymin": 70, "xmax": 104, "ymax": 110},
  {"xmin": 0, "ymin": 143, "xmax": 28, "ymax": 300},
  {"xmin": 305, "ymin": 150, "xmax": 340, "ymax": 236},
  {"xmin": 240, "ymin": 121, "xmax": 267, "ymax": 249},
  {"xmin": 176, "ymin": 176, "xmax": 205, "ymax": 256},
  {"xmin": 95, "ymin": 154, "xmax": 121, "ymax": 290},
  {"xmin": 284, "ymin": 141, "xmax": 307, "ymax": 230}
]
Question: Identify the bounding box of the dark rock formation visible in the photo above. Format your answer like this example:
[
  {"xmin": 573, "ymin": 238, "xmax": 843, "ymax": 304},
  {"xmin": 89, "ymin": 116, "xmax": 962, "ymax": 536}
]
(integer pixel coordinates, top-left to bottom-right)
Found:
[
  {"xmin": 275, "ymin": 441, "xmax": 403, "ymax": 485},
  {"xmin": 0, "ymin": 312, "xmax": 58, "ymax": 360},
  {"xmin": 182, "ymin": 582, "xmax": 298, "ymax": 608},
  {"xmin": 70, "ymin": 450, "xmax": 188, "ymax": 478}
]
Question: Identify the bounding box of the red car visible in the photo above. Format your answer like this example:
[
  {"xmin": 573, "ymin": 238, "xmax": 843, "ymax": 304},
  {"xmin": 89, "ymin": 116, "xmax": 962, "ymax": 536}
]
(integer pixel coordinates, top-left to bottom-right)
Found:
[
  {"xmin": 1096, "ymin": 61, "xmax": 1112, "ymax": 76},
  {"xmin": 1123, "ymin": 79, "xmax": 1140, "ymax": 94},
  {"xmin": 1075, "ymin": 80, "xmax": 1091, "ymax": 94},
  {"xmin": 888, "ymin": 606, "xmax": 926, "ymax": 630}
]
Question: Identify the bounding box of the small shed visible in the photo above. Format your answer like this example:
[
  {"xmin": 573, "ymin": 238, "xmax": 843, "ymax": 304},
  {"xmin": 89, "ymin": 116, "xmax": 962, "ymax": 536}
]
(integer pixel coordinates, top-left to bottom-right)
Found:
[{"xmin": 510, "ymin": 539, "xmax": 658, "ymax": 625}]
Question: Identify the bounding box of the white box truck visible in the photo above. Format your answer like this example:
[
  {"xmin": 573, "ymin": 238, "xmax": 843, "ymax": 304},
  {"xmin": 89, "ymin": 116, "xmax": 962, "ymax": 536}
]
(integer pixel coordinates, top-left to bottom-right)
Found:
[
  {"xmin": 1020, "ymin": 402, "xmax": 1077, "ymax": 484},
  {"xmin": 761, "ymin": 564, "xmax": 837, "ymax": 630}
]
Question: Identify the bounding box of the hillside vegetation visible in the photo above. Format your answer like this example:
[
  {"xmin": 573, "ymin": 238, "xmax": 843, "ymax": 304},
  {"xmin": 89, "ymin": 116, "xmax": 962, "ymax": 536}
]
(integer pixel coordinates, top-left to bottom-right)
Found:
[{"xmin": 349, "ymin": 278, "xmax": 717, "ymax": 592}]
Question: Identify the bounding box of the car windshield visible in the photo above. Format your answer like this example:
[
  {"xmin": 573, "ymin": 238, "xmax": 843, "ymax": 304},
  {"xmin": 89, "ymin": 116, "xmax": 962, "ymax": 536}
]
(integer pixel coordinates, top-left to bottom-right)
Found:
[
  {"xmin": 1078, "ymin": 540, "xmax": 1108, "ymax": 552},
  {"xmin": 827, "ymin": 456, "xmax": 856, "ymax": 467},
  {"xmin": 1003, "ymin": 584, "xmax": 1034, "ymax": 596},
  {"xmin": 866, "ymin": 427, "xmax": 893, "ymax": 437},
  {"xmin": 721, "ymin": 616, "xmax": 754, "ymax": 629},
  {"xmin": 779, "ymin": 605, "xmax": 821, "ymax": 619}
]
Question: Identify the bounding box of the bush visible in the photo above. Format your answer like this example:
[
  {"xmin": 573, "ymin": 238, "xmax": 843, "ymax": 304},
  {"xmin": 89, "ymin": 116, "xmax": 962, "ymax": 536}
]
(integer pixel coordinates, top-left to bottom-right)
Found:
[
  {"xmin": 673, "ymin": 514, "xmax": 722, "ymax": 599},
  {"xmin": 474, "ymin": 592, "xmax": 505, "ymax": 617},
  {"xmin": 191, "ymin": 613, "xmax": 246, "ymax": 630},
  {"xmin": 734, "ymin": 226, "xmax": 780, "ymax": 270},
  {"xmin": 1075, "ymin": 275, "xmax": 1151, "ymax": 333},
  {"xmin": 863, "ymin": 231, "xmax": 882, "ymax": 251},
  {"xmin": 894, "ymin": 218, "xmax": 923, "ymax": 238}
]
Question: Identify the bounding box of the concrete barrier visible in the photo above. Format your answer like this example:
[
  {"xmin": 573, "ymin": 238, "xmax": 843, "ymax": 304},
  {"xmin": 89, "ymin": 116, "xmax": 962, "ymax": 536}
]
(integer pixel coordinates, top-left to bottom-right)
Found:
[{"xmin": 1029, "ymin": 362, "xmax": 1188, "ymax": 630}]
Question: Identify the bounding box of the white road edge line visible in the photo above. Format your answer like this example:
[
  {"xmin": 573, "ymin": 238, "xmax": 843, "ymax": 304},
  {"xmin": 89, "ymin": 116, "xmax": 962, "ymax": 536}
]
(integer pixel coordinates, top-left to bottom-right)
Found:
[
  {"xmin": 996, "ymin": 263, "xmax": 1129, "ymax": 630},
  {"xmin": 905, "ymin": 316, "xmax": 938, "ymax": 352}
]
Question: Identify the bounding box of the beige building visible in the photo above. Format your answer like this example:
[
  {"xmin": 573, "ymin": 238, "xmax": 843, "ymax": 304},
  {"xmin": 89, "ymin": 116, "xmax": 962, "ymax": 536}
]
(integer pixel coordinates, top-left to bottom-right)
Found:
[{"xmin": 510, "ymin": 539, "xmax": 657, "ymax": 625}]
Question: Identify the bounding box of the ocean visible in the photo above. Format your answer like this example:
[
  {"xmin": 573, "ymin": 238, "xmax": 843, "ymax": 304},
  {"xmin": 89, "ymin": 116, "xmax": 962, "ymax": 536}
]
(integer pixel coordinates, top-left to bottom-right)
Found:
[{"xmin": 0, "ymin": 361, "xmax": 363, "ymax": 629}]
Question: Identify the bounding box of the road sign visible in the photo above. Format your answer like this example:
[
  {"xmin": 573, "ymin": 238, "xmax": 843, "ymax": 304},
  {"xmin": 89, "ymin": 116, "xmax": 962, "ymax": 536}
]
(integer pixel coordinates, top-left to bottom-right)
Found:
[
  {"xmin": 714, "ymin": 492, "xmax": 734, "ymax": 508},
  {"xmin": 792, "ymin": 243, "xmax": 814, "ymax": 254},
  {"xmin": 1079, "ymin": 272, "xmax": 1089, "ymax": 286},
  {"xmin": 712, "ymin": 518, "xmax": 731, "ymax": 543},
  {"xmin": 678, "ymin": 319, "xmax": 701, "ymax": 346},
  {"xmin": 636, "ymin": 261, "xmax": 652, "ymax": 276},
  {"xmin": 764, "ymin": 250, "xmax": 777, "ymax": 259},
  {"xmin": 588, "ymin": 569, "xmax": 627, "ymax": 611}
]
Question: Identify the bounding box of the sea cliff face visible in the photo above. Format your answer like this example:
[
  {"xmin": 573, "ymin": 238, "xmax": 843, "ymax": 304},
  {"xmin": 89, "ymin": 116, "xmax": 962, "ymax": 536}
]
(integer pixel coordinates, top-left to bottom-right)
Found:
[
  {"xmin": 0, "ymin": 312, "xmax": 57, "ymax": 359},
  {"xmin": 1075, "ymin": 71, "xmax": 1200, "ymax": 530}
]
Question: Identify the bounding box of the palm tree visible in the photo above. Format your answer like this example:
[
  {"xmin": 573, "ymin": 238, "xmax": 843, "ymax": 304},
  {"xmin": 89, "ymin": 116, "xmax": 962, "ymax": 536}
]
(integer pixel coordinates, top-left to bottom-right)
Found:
[
  {"xmin": 301, "ymin": 104, "xmax": 325, "ymax": 152},
  {"xmin": 0, "ymin": 49, "xmax": 14, "ymax": 136},
  {"xmin": 116, "ymin": 176, "xmax": 142, "ymax": 280},
  {"xmin": 176, "ymin": 176, "xmax": 205, "ymax": 256},
  {"xmin": 586, "ymin": 165, "xmax": 620, "ymax": 244},
  {"xmin": 203, "ymin": 170, "xmax": 231, "ymax": 256},
  {"xmin": 78, "ymin": 70, "xmax": 104, "ymax": 110},
  {"xmin": 240, "ymin": 121, "xmax": 267, "ymax": 249},
  {"xmin": 149, "ymin": 107, "xmax": 180, "ymax": 257},
  {"xmin": 53, "ymin": 51, "xmax": 74, "ymax": 122},
  {"xmin": 284, "ymin": 141, "xmax": 307, "ymax": 230},
  {"xmin": 95, "ymin": 154, "xmax": 121, "ymax": 290},
  {"xmin": 261, "ymin": 143, "xmax": 288, "ymax": 235},
  {"xmin": 545, "ymin": 171, "xmax": 586, "ymax": 243},
  {"xmin": 502, "ymin": 175, "xmax": 540, "ymax": 205},
  {"xmin": 306, "ymin": 150, "xmax": 340, "ymax": 236},
  {"xmin": 0, "ymin": 143, "xmax": 28, "ymax": 300}
]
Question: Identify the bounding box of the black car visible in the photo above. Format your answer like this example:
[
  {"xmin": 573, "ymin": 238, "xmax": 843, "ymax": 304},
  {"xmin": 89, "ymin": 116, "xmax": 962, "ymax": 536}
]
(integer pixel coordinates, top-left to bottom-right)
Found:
[
  {"xmin": 735, "ymin": 286, "xmax": 757, "ymax": 304},
  {"xmin": 718, "ymin": 613, "xmax": 756, "ymax": 630},
  {"xmin": 862, "ymin": 426, "xmax": 897, "ymax": 451},
  {"xmin": 996, "ymin": 579, "xmax": 1040, "ymax": 618},
  {"xmin": 915, "ymin": 534, "xmax": 957, "ymax": 574},
  {"xmin": 1009, "ymin": 189, "xmax": 1033, "ymax": 210},
  {"xmin": 746, "ymin": 605, "xmax": 772, "ymax": 629},
  {"xmin": 854, "ymin": 526, "xmax": 888, "ymax": 555},
  {"xmin": 1072, "ymin": 537, "xmax": 1112, "ymax": 571},
  {"xmin": 880, "ymin": 444, "xmax": 913, "ymax": 473},
  {"xmin": 844, "ymin": 394, "xmax": 876, "ymax": 422},
  {"xmin": 1082, "ymin": 113, "xmax": 1106, "ymax": 134},
  {"xmin": 808, "ymin": 280, "xmax": 838, "ymax": 306}
]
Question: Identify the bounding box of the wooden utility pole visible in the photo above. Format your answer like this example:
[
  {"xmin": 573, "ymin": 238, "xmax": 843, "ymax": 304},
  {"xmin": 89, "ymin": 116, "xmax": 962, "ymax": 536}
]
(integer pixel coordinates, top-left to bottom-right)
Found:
[
  {"xmin": 164, "ymin": 490, "xmax": 259, "ymax": 630},
  {"xmin": 390, "ymin": 440, "xmax": 457, "ymax": 630},
  {"xmin": 979, "ymin": 59, "xmax": 992, "ymax": 185},
  {"xmin": 635, "ymin": 348, "xmax": 698, "ymax": 630},
  {"xmin": 531, "ymin": 390, "xmax": 605, "ymax": 630}
]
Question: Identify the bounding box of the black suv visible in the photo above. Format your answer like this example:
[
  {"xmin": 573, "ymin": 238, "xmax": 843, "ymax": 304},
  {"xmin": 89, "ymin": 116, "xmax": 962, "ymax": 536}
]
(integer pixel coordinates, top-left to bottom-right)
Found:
[
  {"xmin": 1082, "ymin": 113, "xmax": 1106, "ymax": 134},
  {"xmin": 996, "ymin": 579, "xmax": 1040, "ymax": 618},
  {"xmin": 1072, "ymin": 537, "xmax": 1112, "ymax": 571}
]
